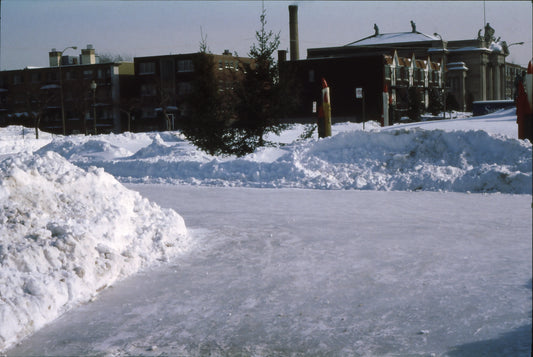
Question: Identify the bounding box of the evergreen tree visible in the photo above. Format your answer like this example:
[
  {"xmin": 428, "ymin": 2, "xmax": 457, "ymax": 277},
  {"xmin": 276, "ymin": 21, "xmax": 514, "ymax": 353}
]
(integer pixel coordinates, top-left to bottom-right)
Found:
[
  {"xmin": 178, "ymin": 34, "xmax": 244, "ymax": 156},
  {"xmin": 446, "ymin": 92, "xmax": 460, "ymax": 111},
  {"xmin": 236, "ymin": 8, "xmax": 292, "ymax": 147},
  {"xmin": 179, "ymin": 12, "xmax": 299, "ymax": 157},
  {"xmin": 428, "ymin": 88, "xmax": 443, "ymax": 116}
]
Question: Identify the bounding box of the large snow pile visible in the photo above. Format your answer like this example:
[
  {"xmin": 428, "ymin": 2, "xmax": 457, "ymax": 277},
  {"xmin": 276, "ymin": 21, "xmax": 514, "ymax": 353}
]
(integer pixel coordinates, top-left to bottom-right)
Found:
[
  {"xmin": 0, "ymin": 151, "xmax": 189, "ymax": 351},
  {"xmin": 31, "ymin": 111, "xmax": 532, "ymax": 193}
]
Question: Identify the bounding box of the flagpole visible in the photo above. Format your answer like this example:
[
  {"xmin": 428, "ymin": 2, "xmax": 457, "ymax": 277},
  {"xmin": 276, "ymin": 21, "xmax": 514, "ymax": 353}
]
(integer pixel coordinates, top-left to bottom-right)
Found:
[{"xmin": 483, "ymin": 0, "xmax": 486, "ymax": 28}]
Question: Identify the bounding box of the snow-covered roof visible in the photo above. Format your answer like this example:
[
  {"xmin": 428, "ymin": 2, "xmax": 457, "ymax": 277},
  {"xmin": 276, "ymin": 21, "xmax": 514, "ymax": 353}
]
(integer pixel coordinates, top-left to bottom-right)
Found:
[
  {"xmin": 345, "ymin": 32, "xmax": 439, "ymax": 47},
  {"xmin": 448, "ymin": 46, "xmax": 491, "ymax": 53}
]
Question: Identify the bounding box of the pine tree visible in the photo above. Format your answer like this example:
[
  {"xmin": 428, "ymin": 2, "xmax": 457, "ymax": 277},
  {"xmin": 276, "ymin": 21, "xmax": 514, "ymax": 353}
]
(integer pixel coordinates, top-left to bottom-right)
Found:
[
  {"xmin": 428, "ymin": 88, "xmax": 443, "ymax": 116},
  {"xmin": 178, "ymin": 33, "xmax": 244, "ymax": 156},
  {"xmin": 236, "ymin": 8, "xmax": 290, "ymax": 147},
  {"xmin": 179, "ymin": 12, "xmax": 299, "ymax": 157}
]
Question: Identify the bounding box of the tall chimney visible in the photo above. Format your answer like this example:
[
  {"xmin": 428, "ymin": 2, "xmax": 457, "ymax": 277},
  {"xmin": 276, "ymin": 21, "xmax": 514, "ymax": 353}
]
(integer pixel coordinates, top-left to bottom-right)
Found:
[{"xmin": 289, "ymin": 5, "xmax": 299, "ymax": 61}]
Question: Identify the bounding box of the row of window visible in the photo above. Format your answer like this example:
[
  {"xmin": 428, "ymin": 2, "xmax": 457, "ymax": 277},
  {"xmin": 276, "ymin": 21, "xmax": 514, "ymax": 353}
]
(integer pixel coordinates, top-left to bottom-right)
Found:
[
  {"xmin": 141, "ymin": 80, "xmax": 236, "ymax": 96},
  {"xmin": 218, "ymin": 60, "xmax": 241, "ymax": 72},
  {"xmin": 140, "ymin": 82, "xmax": 193, "ymax": 97},
  {"xmin": 0, "ymin": 68, "xmax": 113, "ymax": 87},
  {"xmin": 139, "ymin": 60, "xmax": 195, "ymax": 75},
  {"xmin": 385, "ymin": 66, "xmax": 441, "ymax": 84}
]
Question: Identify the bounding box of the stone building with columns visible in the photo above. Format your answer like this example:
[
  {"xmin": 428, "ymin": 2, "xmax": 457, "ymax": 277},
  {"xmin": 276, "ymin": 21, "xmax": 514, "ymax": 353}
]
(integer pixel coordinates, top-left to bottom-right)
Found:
[
  {"xmin": 444, "ymin": 23, "xmax": 510, "ymax": 110},
  {"xmin": 298, "ymin": 21, "xmax": 513, "ymax": 112}
]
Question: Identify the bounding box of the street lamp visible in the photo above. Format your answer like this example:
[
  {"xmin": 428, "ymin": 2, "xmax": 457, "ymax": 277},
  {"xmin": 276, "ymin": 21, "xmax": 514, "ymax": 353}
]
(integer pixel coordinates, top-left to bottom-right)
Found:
[
  {"xmin": 59, "ymin": 46, "xmax": 77, "ymax": 135},
  {"xmin": 91, "ymin": 80, "xmax": 97, "ymax": 135}
]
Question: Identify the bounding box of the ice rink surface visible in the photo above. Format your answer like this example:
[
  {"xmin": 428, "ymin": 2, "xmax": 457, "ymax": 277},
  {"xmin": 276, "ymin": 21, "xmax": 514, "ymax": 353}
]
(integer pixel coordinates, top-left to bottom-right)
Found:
[{"xmin": 7, "ymin": 185, "xmax": 531, "ymax": 356}]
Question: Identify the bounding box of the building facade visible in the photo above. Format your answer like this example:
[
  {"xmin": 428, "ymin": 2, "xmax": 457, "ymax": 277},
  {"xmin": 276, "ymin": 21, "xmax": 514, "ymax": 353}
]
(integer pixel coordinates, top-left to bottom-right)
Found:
[
  {"xmin": 133, "ymin": 51, "xmax": 253, "ymax": 132},
  {"xmin": 283, "ymin": 50, "xmax": 443, "ymax": 123},
  {"xmin": 299, "ymin": 21, "xmax": 516, "ymax": 113},
  {"xmin": 0, "ymin": 45, "xmax": 135, "ymax": 134}
]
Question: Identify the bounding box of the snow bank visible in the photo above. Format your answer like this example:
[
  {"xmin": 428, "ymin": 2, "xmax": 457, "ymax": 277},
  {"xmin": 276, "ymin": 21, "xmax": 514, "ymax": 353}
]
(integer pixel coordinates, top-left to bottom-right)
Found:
[
  {"xmin": 296, "ymin": 128, "xmax": 532, "ymax": 192},
  {"xmin": 3, "ymin": 110, "xmax": 531, "ymax": 194},
  {"xmin": 0, "ymin": 151, "xmax": 189, "ymax": 352},
  {"xmin": 35, "ymin": 125, "xmax": 531, "ymax": 193}
]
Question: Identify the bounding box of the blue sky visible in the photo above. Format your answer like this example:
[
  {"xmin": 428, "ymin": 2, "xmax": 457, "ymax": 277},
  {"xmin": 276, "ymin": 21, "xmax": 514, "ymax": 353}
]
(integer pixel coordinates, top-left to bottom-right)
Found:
[{"xmin": 1, "ymin": 0, "xmax": 531, "ymax": 70}]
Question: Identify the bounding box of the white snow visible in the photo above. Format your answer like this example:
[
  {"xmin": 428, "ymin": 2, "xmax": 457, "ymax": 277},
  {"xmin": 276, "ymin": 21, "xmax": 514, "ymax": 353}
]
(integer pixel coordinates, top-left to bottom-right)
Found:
[
  {"xmin": 0, "ymin": 151, "xmax": 189, "ymax": 351},
  {"xmin": 15, "ymin": 108, "xmax": 529, "ymax": 194},
  {"xmin": 0, "ymin": 108, "xmax": 531, "ymax": 355}
]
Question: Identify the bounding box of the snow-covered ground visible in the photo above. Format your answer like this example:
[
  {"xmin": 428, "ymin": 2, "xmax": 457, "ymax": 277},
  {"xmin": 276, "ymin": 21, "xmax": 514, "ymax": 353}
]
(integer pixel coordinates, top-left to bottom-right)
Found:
[
  {"xmin": 1, "ymin": 109, "xmax": 532, "ymax": 355},
  {"xmin": 5, "ymin": 109, "xmax": 530, "ymax": 194}
]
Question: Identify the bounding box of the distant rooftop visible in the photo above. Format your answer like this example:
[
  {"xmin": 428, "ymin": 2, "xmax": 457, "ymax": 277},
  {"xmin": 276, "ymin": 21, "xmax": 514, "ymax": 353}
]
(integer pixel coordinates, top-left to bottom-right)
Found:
[{"xmin": 345, "ymin": 31, "xmax": 439, "ymax": 47}]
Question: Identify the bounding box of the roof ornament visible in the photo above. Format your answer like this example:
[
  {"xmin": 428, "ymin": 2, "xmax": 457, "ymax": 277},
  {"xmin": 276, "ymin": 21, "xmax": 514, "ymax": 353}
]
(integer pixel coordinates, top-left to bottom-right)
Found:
[
  {"xmin": 410, "ymin": 20, "xmax": 416, "ymax": 33},
  {"xmin": 374, "ymin": 23, "xmax": 379, "ymax": 36},
  {"xmin": 484, "ymin": 22, "xmax": 495, "ymax": 43}
]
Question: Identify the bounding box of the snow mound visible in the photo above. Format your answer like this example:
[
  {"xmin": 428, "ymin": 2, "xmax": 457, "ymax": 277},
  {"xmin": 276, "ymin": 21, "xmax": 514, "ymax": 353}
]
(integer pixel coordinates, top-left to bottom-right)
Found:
[
  {"xmin": 296, "ymin": 128, "xmax": 532, "ymax": 192},
  {"xmin": 55, "ymin": 127, "xmax": 531, "ymax": 193},
  {"xmin": 0, "ymin": 151, "xmax": 189, "ymax": 352},
  {"xmin": 36, "ymin": 137, "xmax": 133, "ymax": 162}
]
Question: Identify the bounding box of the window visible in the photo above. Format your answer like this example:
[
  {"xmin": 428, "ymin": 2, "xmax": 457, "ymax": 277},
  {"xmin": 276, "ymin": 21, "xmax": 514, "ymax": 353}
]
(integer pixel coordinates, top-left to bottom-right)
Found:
[
  {"xmin": 177, "ymin": 59, "xmax": 194, "ymax": 73},
  {"xmin": 31, "ymin": 72, "xmax": 41, "ymax": 83},
  {"xmin": 13, "ymin": 74, "xmax": 23, "ymax": 85},
  {"xmin": 396, "ymin": 67, "xmax": 402, "ymax": 81},
  {"xmin": 218, "ymin": 60, "xmax": 223, "ymax": 71},
  {"xmin": 142, "ymin": 108, "xmax": 156, "ymax": 118},
  {"xmin": 83, "ymin": 70, "xmax": 93, "ymax": 79},
  {"xmin": 415, "ymin": 68, "xmax": 422, "ymax": 82},
  {"xmin": 139, "ymin": 62, "xmax": 156, "ymax": 74},
  {"xmin": 309, "ymin": 69, "xmax": 315, "ymax": 83},
  {"xmin": 384, "ymin": 66, "xmax": 391, "ymax": 80},
  {"xmin": 141, "ymin": 83, "xmax": 157, "ymax": 96},
  {"xmin": 161, "ymin": 59, "xmax": 175, "ymax": 77},
  {"xmin": 178, "ymin": 82, "xmax": 192, "ymax": 95}
]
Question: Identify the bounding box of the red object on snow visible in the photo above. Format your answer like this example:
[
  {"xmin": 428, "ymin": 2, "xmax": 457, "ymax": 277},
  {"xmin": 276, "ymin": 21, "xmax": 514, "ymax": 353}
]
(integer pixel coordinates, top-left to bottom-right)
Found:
[
  {"xmin": 321, "ymin": 78, "xmax": 328, "ymax": 89},
  {"xmin": 516, "ymin": 80, "xmax": 532, "ymax": 140}
]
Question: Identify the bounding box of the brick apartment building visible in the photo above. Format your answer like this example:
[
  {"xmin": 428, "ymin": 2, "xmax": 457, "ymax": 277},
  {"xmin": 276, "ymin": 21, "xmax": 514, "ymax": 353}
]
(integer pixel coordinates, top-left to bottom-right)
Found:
[
  {"xmin": 133, "ymin": 51, "xmax": 253, "ymax": 132},
  {"xmin": 0, "ymin": 45, "xmax": 135, "ymax": 134}
]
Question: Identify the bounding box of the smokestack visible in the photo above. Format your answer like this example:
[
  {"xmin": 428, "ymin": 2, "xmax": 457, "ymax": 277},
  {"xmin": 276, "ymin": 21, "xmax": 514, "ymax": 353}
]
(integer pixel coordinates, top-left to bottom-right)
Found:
[{"xmin": 289, "ymin": 5, "xmax": 299, "ymax": 61}]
